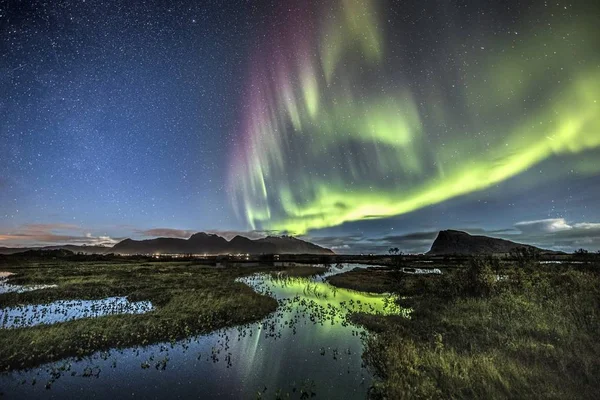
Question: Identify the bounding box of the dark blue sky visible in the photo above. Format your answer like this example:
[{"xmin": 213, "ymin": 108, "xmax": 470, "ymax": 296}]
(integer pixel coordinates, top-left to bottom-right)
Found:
[
  {"xmin": 1, "ymin": 0, "xmax": 599, "ymax": 253},
  {"xmin": 2, "ymin": 0, "xmax": 254, "ymax": 230}
]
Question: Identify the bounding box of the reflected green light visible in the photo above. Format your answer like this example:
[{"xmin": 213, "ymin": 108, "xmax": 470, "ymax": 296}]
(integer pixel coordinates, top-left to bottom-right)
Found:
[{"xmin": 268, "ymin": 275, "xmax": 404, "ymax": 319}]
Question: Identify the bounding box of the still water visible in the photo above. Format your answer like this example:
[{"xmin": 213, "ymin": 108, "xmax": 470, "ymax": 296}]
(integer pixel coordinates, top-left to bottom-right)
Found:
[
  {"xmin": 1, "ymin": 297, "xmax": 154, "ymax": 329},
  {"xmin": 0, "ymin": 272, "xmax": 57, "ymax": 295},
  {"xmin": 0, "ymin": 264, "xmax": 404, "ymax": 399}
]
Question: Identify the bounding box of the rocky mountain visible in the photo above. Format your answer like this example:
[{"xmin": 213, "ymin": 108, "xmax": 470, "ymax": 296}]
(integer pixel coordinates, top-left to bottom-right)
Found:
[
  {"xmin": 110, "ymin": 238, "xmax": 191, "ymax": 255},
  {"xmin": 227, "ymin": 235, "xmax": 275, "ymax": 254},
  {"xmin": 255, "ymin": 236, "xmax": 333, "ymax": 254},
  {"xmin": 108, "ymin": 233, "xmax": 334, "ymax": 255},
  {"xmin": 0, "ymin": 233, "xmax": 334, "ymax": 256},
  {"xmin": 427, "ymin": 230, "xmax": 546, "ymax": 255}
]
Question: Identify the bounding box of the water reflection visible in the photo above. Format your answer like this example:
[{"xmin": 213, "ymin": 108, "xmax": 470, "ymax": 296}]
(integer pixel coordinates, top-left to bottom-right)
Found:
[
  {"xmin": 0, "ymin": 272, "xmax": 57, "ymax": 295},
  {"xmin": 0, "ymin": 264, "xmax": 406, "ymax": 399},
  {"xmin": 399, "ymin": 267, "xmax": 442, "ymax": 274},
  {"xmin": 1, "ymin": 297, "xmax": 154, "ymax": 329}
]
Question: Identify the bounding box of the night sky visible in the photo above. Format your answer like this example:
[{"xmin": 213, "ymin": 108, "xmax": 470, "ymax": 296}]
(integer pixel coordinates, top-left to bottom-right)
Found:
[{"xmin": 1, "ymin": 0, "xmax": 599, "ymax": 253}]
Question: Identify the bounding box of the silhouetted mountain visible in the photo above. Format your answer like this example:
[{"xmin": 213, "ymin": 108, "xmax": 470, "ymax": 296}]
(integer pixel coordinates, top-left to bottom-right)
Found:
[
  {"xmin": 0, "ymin": 245, "xmax": 109, "ymax": 255},
  {"xmin": 228, "ymin": 235, "xmax": 275, "ymax": 254},
  {"xmin": 188, "ymin": 233, "xmax": 230, "ymax": 253},
  {"xmin": 41, "ymin": 245, "xmax": 110, "ymax": 254},
  {"xmin": 110, "ymin": 238, "xmax": 191, "ymax": 254},
  {"xmin": 3, "ymin": 249, "xmax": 76, "ymax": 258},
  {"xmin": 109, "ymin": 233, "xmax": 334, "ymax": 255},
  {"xmin": 255, "ymin": 236, "xmax": 334, "ymax": 254},
  {"xmin": 427, "ymin": 230, "xmax": 548, "ymax": 255},
  {"xmin": 0, "ymin": 233, "xmax": 333, "ymax": 256}
]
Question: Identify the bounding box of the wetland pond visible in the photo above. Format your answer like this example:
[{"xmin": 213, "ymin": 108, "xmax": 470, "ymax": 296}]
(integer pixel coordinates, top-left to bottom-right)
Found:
[
  {"xmin": 1, "ymin": 297, "xmax": 154, "ymax": 329},
  {"xmin": 0, "ymin": 264, "xmax": 406, "ymax": 399},
  {"xmin": 0, "ymin": 272, "xmax": 57, "ymax": 295}
]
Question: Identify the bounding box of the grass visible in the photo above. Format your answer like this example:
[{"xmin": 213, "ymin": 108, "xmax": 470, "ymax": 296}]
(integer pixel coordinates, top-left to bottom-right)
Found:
[
  {"xmin": 4, "ymin": 254, "xmax": 598, "ymax": 398},
  {"xmin": 268, "ymin": 265, "xmax": 328, "ymax": 278},
  {"xmin": 328, "ymin": 258, "xmax": 600, "ymax": 399},
  {"xmin": 326, "ymin": 267, "xmax": 400, "ymax": 293},
  {"xmin": 0, "ymin": 259, "xmax": 324, "ymax": 371}
]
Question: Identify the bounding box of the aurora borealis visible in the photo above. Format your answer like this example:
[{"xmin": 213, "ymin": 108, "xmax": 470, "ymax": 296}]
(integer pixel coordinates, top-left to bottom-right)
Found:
[
  {"xmin": 228, "ymin": 0, "xmax": 600, "ymax": 235},
  {"xmin": 2, "ymin": 0, "xmax": 600, "ymax": 252}
]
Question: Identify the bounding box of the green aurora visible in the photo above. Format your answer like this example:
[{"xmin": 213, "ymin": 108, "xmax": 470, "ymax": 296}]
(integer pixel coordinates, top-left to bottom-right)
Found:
[{"xmin": 228, "ymin": 0, "xmax": 600, "ymax": 234}]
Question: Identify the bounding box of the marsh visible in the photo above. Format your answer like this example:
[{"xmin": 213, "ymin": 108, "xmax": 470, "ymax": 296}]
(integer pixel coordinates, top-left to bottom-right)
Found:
[{"xmin": 0, "ymin": 261, "xmax": 402, "ymax": 398}]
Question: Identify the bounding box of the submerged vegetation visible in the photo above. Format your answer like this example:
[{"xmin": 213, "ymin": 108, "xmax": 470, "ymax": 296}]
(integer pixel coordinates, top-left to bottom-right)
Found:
[
  {"xmin": 0, "ymin": 260, "xmax": 385, "ymax": 398},
  {"xmin": 0, "ymin": 259, "xmax": 301, "ymax": 371},
  {"xmin": 329, "ymin": 256, "xmax": 600, "ymax": 399}
]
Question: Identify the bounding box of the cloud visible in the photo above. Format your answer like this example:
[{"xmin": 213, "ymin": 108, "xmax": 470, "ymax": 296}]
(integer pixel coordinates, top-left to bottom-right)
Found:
[
  {"xmin": 510, "ymin": 218, "xmax": 600, "ymax": 251},
  {"xmin": 0, "ymin": 224, "xmax": 120, "ymax": 247},
  {"xmin": 298, "ymin": 234, "xmax": 363, "ymax": 254},
  {"xmin": 374, "ymin": 232, "xmax": 438, "ymax": 254},
  {"xmin": 515, "ymin": 218, "xmax": 573, "ymax": 233},
  {"xmin": 310, "ymin": 220, "xmax": 600, "ymax": 254},
  {"xmin": 572, "ymin": 222, "xmax": 600, "ymax": 230},
  {"xmin": 137, "ymin": 228, "xmax": 197, "ymax": 239},
  {"xmin": 208, "ymin": 229, "xmax": 279, "ymax": 240},
  {"xmin": 136, "ymin": 228, "xmax": 283, "ymax": 241},
  {"xmin": 378, "ymin": 231, "xmax": 438, "ymax": 242},
  {"xmin": 21, "ymin": 223, "xmax": 80, "ymax": 232},
  {"xmin": 330, "ymin": 244, "xmax": 350, "ymax": 250},
  {"xmin": 304, "ymin": 232, "xmax": 437, "ymax": 255}
]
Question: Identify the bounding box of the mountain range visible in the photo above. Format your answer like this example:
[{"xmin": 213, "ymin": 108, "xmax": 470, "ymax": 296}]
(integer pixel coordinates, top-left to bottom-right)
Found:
[
  {"xmin": 0, "ymin": 229, "xmax": 558, "ymax": 256},
  {"xmin": 0, "ymin": 233, "xmax": 334, "ymax": 255}
]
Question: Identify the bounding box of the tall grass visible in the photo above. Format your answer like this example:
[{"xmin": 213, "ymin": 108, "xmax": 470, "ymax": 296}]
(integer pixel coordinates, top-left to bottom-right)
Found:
[{"xmin": 353, "ymin": 258, "xmax": 600, "ymax": 399}]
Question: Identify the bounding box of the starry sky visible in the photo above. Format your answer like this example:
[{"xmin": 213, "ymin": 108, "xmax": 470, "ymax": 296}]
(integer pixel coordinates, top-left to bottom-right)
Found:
[{"xmin": 1, "ymin": 0, "xmax": 599, "ymax": 253}]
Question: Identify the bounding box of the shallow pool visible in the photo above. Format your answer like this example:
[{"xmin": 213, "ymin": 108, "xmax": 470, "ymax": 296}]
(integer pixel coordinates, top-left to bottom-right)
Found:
[{"xmin": 0, "ymin": 264, "xmax": 406, "ymax": 399}]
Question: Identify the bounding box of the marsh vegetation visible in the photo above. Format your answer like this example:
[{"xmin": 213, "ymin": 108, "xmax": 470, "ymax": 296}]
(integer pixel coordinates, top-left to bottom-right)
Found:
[
  {"xmin": 0, "ymin": 260, "xmax": 397, "ymax": 398},
  {"xmin": 1, "ymin": 254, "xmax": 598, "ymax": 399},
  {"xmin": 330, "ymin": 256, "xmax": 600, "ymax": 399},
  {"xmin": 0, "ymin": 260, "xmax": 282, "ymax": 371}
]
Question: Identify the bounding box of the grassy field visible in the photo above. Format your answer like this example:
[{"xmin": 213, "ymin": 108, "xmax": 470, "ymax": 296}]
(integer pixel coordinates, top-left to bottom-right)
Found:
[
  {"xmin": 3, "ymin": 253, "xmax": 599, "ymax": 399},
  {"xmin": 0, "ymin": 257, "xmax": 325, "ymax": 371},
  {"xmin": 327, "ymin": 266, "xmax": 402, "ymax": 293},
  {"xmin": 328, "ymin": 258, "xmax": 600, "ymax": 399}
]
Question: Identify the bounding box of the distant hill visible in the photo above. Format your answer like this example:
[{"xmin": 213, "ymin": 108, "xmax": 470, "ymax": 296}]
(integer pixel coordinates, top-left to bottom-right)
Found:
[
  {"xmin": 3, "ymin": 249, "xmax": 76, "ymax": 258},
  {"xmin": 0, "ymin": 232, "xmax": 334, "ymax": 256},
  {"xmin": 427, "ymin": 230, "xmax": 550, "ymax": 255},
  {"xmin": 0, "ymin": 245, "xmax": 109, "ymax": 255}
]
